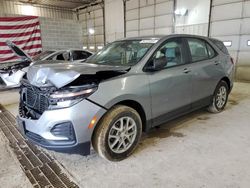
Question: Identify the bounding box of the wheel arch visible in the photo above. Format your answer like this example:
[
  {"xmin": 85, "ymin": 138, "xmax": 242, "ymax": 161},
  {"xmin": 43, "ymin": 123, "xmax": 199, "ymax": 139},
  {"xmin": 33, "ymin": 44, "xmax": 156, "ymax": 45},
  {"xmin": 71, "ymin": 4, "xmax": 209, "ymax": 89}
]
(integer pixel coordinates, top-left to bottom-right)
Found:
[
  {"xmin": 92, "ymin": 99, "xmax": 148, "ymax": 143},
  {"xmin": 115, "ymin": 100, "xmax": 147, "ymax": 132},
  {"xmin": 220, "ymin": 76, "xmax": 231, "ymax": 92}
]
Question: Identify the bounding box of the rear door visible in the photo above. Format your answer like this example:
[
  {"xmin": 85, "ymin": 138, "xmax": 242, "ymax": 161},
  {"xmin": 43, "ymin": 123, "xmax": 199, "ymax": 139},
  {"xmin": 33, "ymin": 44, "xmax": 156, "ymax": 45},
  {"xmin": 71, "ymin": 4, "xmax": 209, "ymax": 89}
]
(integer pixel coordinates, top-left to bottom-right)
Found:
[
  {"xmin": 146, "ymin": 38, "xmax": 192, "ymax": 126},
  {"xmin": 185, "ymin": 37, "xmax": 224, "ymax": 109}
]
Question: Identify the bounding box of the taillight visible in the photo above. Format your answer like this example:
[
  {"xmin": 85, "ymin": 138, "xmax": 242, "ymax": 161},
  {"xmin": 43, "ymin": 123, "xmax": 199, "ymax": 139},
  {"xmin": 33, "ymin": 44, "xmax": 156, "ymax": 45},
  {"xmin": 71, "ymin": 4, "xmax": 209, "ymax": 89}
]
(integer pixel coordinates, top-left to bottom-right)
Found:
[{"xmin": 230, "ymin": 57, "xmax": 235, "ymax": 65}]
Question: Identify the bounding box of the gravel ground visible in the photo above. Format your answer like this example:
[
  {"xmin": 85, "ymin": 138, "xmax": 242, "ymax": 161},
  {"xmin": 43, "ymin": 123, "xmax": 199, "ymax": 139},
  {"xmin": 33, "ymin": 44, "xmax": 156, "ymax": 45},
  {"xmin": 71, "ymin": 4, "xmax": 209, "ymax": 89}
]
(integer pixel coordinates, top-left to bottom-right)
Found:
[{"xmin": 1, "ymin": 82, "xmax": 250, "ymax": 188}]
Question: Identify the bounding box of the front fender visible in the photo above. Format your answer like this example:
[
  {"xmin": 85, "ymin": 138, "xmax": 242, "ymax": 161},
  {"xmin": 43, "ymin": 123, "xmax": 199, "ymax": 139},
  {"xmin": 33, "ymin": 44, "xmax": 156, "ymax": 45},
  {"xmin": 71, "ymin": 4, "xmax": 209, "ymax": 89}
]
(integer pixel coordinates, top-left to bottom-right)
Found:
[{"xmin": 88, "ymin": 74, "xmax": 152, "ymax": 121}]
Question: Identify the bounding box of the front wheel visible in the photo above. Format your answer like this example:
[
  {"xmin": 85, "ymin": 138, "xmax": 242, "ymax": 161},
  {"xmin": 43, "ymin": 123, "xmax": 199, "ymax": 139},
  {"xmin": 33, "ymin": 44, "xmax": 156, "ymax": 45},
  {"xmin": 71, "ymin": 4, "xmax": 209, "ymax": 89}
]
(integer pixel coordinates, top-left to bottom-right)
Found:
[
  {"xmin": 207, "ymin": 80, "xmax": 229, "ymax": 113},
  {"xmin": 92, "ymin": 105, "xmax": 142, "ymax": 161}
]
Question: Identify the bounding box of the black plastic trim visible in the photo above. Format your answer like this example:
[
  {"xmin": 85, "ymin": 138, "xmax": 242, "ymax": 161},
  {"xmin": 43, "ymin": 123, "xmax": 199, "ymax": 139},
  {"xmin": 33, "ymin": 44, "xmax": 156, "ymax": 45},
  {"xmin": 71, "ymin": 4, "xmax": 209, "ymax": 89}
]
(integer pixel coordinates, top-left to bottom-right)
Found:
[
  {"xmin": 25, "ymin": 131, "xmax": 90, "ymax": 155},
  {"xmin": 151, "ymin": 96, "xmax": 212, "ymax": 128}
]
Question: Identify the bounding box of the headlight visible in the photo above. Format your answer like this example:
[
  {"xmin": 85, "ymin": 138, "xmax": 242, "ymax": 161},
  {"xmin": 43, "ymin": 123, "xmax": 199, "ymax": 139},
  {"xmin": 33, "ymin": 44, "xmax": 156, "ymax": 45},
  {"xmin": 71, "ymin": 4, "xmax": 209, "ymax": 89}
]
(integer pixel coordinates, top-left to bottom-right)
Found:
[
  {"xmin": 50, "ymin": 87, "xmax": 97, "ymax": 99},
  {"xmin": 50, "ymin": 99, "xmax": 82, "ymax": 109},
  {"xmin": 49, "ymin": 84, "xmax": 97, "ymax": 109}
]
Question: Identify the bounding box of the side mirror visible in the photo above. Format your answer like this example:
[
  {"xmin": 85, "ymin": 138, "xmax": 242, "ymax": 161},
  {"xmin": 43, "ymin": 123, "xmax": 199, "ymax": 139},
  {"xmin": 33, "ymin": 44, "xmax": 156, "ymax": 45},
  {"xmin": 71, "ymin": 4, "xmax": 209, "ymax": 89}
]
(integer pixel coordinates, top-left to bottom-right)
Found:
[{"xmin": 145, "ymin": 56, "xmax": 167, "ymax": 72}]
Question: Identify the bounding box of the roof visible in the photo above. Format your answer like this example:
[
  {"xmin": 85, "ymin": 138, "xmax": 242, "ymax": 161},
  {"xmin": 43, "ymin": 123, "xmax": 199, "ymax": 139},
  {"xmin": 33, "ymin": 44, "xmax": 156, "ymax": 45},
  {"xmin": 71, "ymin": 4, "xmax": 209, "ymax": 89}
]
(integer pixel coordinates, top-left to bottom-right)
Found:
[
  {"xmin": 121, "ymin": 34, "xmax": 211, "ymax": 41},
  {"xmin": 121, "ymin": 35, "xmax": 166, "ymax": 41}
]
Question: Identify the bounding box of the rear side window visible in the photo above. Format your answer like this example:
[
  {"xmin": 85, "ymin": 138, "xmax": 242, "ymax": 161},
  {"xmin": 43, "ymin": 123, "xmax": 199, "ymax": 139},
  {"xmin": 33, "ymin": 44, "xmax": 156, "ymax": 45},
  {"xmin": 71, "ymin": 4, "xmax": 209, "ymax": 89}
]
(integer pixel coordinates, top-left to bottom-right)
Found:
[
  {"xmin": 210, "ymin": 39, "xmax": 229, "ymax": 55},
  {"xmin": 206, "ymin": 43, "xmax": 216, "ymax": 58},
  {"xmin": 187, "ymin": 38, "xmax": 217, "ymax": 62}
]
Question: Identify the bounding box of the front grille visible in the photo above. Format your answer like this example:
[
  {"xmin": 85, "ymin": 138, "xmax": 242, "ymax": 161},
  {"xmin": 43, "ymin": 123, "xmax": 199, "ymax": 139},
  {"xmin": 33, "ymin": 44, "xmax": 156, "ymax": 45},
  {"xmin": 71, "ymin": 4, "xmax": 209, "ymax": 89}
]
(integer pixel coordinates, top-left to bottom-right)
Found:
[
  {"xmin": 25, "ymin": 87, "xmax": 49, "ymax": 114},
  {"xmin": 20, "ymin": 80, "xmax": 53, "ymax": 118}
]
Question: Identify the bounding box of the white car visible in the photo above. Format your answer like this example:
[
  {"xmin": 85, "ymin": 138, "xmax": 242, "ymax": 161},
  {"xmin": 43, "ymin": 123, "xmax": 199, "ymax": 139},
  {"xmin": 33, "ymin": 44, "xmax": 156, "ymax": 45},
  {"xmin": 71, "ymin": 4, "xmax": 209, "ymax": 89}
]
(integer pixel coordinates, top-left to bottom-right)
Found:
[
  {"xmin": 0, "ymin": 41, "xmax": 93, "ymax": 89},
  {"xmin": 33, "ymin": 49, "xmax": 93, "ymax": 63}
]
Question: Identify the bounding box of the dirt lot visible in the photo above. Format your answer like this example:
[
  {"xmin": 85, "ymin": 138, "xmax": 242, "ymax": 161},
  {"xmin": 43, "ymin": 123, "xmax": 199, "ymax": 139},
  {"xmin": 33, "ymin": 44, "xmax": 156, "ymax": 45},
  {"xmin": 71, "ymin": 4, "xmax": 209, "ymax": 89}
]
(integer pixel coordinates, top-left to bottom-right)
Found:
[{"xmin": 1, "ymin": 82, "xmax": 250, "ymax": 188}]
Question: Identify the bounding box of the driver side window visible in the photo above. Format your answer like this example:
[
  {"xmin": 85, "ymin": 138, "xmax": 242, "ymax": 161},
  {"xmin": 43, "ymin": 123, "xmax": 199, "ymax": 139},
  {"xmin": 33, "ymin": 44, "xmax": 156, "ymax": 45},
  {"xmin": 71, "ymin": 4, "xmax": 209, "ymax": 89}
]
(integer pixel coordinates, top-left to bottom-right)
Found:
[{"xmin": 153, "ymin": 39, "xmax": 185, "ymax": 68}]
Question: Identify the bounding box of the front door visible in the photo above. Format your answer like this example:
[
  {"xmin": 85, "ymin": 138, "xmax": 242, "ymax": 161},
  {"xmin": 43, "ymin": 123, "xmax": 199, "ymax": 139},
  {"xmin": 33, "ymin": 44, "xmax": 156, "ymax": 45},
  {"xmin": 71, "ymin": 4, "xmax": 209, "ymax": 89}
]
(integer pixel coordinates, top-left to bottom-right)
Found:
[{"xmin": 146, "ymin": 38, "xmax": 192, "ymax": 126}]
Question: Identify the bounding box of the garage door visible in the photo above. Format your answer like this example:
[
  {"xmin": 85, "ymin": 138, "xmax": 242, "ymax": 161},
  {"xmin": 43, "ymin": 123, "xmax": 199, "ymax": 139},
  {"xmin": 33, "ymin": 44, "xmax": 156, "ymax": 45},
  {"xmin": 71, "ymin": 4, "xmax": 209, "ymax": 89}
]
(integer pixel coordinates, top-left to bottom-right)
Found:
[
  {"xmin": 79, "ymin": 5, "xmax": 105, "ymax": 51},
  {"xmin": 209, "ymin": 0, "xmax": 250, "ymax": 81},
  {"xmin": 125, "ymin": 0, "xmax": 174, "ymax": 37}
]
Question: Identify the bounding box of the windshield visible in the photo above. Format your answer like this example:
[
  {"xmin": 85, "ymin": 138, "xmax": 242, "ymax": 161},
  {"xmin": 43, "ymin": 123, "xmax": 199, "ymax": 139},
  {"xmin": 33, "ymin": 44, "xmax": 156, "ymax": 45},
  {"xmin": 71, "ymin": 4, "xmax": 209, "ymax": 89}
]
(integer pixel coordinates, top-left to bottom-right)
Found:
[
  {"xmin": 33, "ymin": 51, "xmax": 55, "ymax": 61},
  {"xmin": 86, "ymin": 40, "xmax": 157, "ymax": 66}
]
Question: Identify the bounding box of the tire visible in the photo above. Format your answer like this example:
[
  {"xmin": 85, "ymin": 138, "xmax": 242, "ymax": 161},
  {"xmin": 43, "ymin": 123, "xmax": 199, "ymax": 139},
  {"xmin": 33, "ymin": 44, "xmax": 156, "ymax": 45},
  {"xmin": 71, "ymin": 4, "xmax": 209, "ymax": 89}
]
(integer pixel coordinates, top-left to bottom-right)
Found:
[
  {"xmin": 207, "ymin": 80, "xmax": 229, "ymax": 113},
  {"xmin": 92, "ymin": 105, "xmax": 142, "ymax": 161}
]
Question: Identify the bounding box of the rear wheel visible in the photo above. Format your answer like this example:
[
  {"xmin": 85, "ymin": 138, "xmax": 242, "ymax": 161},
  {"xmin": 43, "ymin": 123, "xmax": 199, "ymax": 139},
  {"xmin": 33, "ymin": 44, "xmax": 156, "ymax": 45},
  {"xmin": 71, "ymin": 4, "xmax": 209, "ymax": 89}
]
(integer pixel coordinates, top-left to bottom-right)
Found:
[
  {"xmin": 92, "ymin": 105, "xmax": 142, "ymax": 161},
  {"xmin": 207, "ymin": 80, "xmax": 229, "ymax": 113}
]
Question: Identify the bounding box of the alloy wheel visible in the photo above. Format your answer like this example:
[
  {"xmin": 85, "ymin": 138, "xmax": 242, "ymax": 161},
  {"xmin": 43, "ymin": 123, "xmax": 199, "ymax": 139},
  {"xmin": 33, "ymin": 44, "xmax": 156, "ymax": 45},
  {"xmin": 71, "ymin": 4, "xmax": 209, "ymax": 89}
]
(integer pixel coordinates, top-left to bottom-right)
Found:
[
  {"xmin": 108, "ymin": 117, "xmax": 137, "ymax": 154},
  {"xmin": 216, "ymin": 86, "xmax": 227, "ymax": 109}
]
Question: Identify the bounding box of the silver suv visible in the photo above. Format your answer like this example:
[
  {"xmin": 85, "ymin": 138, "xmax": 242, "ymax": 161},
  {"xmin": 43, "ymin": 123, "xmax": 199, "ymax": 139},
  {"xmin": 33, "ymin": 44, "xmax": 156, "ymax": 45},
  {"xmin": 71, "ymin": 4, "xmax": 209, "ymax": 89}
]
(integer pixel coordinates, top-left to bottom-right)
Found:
[{"xmin": 17, "ymin": 35, "xmax": 234, "ymax": 161}]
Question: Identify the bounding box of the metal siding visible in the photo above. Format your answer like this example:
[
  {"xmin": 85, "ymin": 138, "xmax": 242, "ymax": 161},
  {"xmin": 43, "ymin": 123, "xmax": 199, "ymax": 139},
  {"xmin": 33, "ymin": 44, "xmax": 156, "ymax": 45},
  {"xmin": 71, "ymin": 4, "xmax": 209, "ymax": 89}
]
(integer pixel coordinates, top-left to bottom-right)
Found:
[
  {"xmin": 212, "ymin": 35, "xmax": 240, "ymax": 51},
  {"xmin": 155, "ymin": 27, "xmax": 172, "ymax": 35},
  {"xmin": 127, "ymin": 20, "xmax": 139, "ymax": 31},
  {"xmin": 237, "ymin": 51, "xmax": 250, "ymax": 81},
  {"xmin": 94, "ymin": 9, "xmax": 103, "ymax": 17},
  {"xmin": 155, "ymin": 1, "xmax": 173, "ymax": 15},
  {"xmin": 240, "ymin": 35, "xmax": 250, "ymax": 51},
  {"xmin": 140, "ymin": 0, "xmax": 155, "ymax": 6},
  {"xmin": 126, "ymin": 30, "xmax": 139, "ymax": 37},
  {"xmin": 210, "ymin": 0, "xmax": 250, "ymax": 81},
  {"xmin": 238, "ymin": 51, "xmax": 250, "ymax": 66},
  {"xmin": 78, "ymin": 4, "xmax": 104, "ymax": 51},
  {"xmin": 95, "ymin": 35, "xmax": 104, "ymax": 43},
  {"xmin": 211, "ymin": 19, "xmax": 241, "ymax": 36},
  {"xmin": 140, "ymin": 5, "xmax": 154, "ymax": 18},
  {"xmin": 242, "ymin": 18, "xmax": 250, "ymax": 34},
  {"xmin": 95, "ymin": 17, "xmax": 103, "ymax": 26},
  {"xmin": 155, "ymin": 14, "xmax": 173, "ymax": 27},
  {"xmin": 95, "ymin": 26, "xmax": 104, "ymax": 35},
  {"xmin": 125, "ymin": 0, "xmax": 174, "ymax": 36},
  {"xmin": 244, "ymin": 1, "xmax": 250, "ymax": 17},
  {"xmin": 212, "ymin": 0, "xmax": 242, "ymax": 6},
  {"xmin": 156, "ymin": 0, "xmax": 171, "ymax": 3},
  {"xmin": 211, "ymin": 2, "xmax": 242, "ymax": 21},
  {"xmin": 83, "ymin": 37, "xmax": 88, "ymax": 44},
  {"xmin": 140, "ymin": 29, "xmax": 154, "ymax": 36},
  {"xmin": 126, "ymin": 9, "xmax": 139, "ymax": 20},
  {"xmin": 140, "ymin": 17, "xmax": 154, "ymax": 29},
  {"xmin": 176, "ymin": 23, "xmax": 208, "ymax": 36},
  {"xmin": 1, "ymin": 0, "xmax": 74, "ymax": 19},
  {"xmin": 126, "ymin": 0, "xmax": 139, "ymax": 10}
]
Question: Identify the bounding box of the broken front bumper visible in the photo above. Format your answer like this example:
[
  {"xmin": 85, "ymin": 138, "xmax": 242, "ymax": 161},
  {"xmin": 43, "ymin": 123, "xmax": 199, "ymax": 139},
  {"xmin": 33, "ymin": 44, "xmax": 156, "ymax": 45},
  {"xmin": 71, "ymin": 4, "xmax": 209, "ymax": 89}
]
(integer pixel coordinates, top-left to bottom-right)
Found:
[{"xmin": 16, "ymin": 99, "xmax": 106, "ymax": 155}]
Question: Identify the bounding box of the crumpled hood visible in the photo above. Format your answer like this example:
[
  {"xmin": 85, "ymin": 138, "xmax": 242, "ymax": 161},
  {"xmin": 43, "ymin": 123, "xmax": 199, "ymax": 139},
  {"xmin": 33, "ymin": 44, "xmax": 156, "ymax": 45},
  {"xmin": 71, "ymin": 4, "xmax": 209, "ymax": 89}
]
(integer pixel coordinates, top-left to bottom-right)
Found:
[{"xmin": 27, "ymin": 61, "xmax": 130, "ymax": 88}]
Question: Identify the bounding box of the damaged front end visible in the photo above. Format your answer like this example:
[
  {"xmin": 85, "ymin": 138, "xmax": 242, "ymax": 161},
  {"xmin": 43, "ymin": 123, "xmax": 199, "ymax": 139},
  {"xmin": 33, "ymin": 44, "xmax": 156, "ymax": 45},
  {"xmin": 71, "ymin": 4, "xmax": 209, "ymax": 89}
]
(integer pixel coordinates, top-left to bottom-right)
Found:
[
  {"xmin": 19, "ymin": 63, "xmax": 130, "ymax": 119},
  {"xmin": 19, "ymin": 79, "xmax": 98, "ymax": 120},
  {"xmin": 17, "ymin": 63, "xmax": 129, "ymax": 155}
]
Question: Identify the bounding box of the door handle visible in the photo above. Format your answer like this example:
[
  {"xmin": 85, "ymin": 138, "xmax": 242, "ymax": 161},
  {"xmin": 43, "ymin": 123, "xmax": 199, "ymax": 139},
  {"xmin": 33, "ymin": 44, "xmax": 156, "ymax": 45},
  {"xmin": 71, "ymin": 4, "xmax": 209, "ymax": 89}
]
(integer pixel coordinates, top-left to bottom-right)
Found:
[
  {"xmin": 214, "ymin": 61, "xmax": 220, "ymax": 65},
  {"xmin": 183, "ymin": 68, "xmax": 191, "ymax": 74}
]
